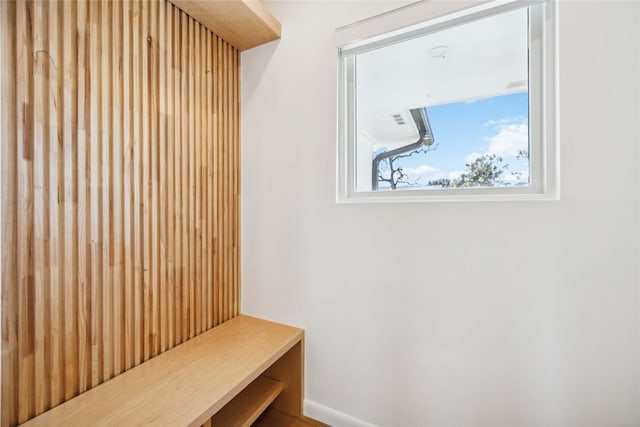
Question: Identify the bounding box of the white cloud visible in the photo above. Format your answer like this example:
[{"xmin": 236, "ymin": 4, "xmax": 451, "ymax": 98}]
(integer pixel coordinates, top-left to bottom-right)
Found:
[
  {"xmin": 483, "ymin": 118, "xmax": 509, "ymax": 127},
  {"xmin": 448, "ymin": 171, "xmax": 462, "ymax": 180},
  {"xmin": 402, "ymin": 165, "xmax": 440, "ymax": 179},
  {"xmin": 465, "ymin": 152, "xmax": 482, "ymax": 164},
  {"xmin": 483, "ymin": 116, "xmax": 528, "ymax": 128},
  {"xmin": 486, "ymin": 123, "xmax": 528, "ymax": 157}
]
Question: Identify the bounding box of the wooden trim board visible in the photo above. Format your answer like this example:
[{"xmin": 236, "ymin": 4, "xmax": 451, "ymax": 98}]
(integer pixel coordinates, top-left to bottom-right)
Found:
[{"xmin": 169, "ymin": 0, "xmax": 281, "ymax": 51}]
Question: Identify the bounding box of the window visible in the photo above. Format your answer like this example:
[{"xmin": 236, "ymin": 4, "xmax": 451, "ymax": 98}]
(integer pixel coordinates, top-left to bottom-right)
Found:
[{"xmin": 337, "ymin": 0, "xmax": 558, "ymax": 202}]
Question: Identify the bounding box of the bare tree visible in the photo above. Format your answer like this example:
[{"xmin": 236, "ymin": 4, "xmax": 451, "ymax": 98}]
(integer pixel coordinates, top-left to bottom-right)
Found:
[{"xmin": 377, "ymin": 144, "xmax": 439, "ymax": 189}]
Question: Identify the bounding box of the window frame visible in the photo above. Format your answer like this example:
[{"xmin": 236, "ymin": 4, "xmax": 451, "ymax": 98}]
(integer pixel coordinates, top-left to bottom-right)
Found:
[{"xmin": 336, "ymin": 0, "xmax": 558, "ymax": 203}]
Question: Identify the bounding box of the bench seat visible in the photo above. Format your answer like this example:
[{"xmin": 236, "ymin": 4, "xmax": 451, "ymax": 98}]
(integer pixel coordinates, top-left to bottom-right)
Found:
[{"xmin": 20, "ymin": 315, "xmax": 304, "ymax": 427}]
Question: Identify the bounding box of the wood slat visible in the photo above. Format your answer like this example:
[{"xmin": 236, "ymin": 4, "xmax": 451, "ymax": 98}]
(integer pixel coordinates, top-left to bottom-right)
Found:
[
  {"xmin": 0, "ymin": 2, "xmax": 19, "ymax": 424},
  {"xmin": 88, "ymin": 0, "xmax": 103, "ymax": 389},
  {"xmin": 111, "ymin": 0, "xmax": 124, "ymax": 378},
  {"xmin": 158, "ymin": 0, "xmax": 168, "ymax": 355},
  {"xmin": 205, "ymin": 29, "xmax": 213, "ymax": 330},
  {"xmin": 195, "ymin": 22, "xmax": 202, "ymax": 337},
  {"xmin": 2, "ymin": 1, "xmax": 241, "ymax": 425},
  {"xmin": 16, "ymin": 0, "xmax": 36, "ymax": 422},
  {"xmin": 48, "ymin": 0, "xmax": 64, "ymax": 408},
  {"xmin": 122, "ymin": 0, "xmax": 135, "ymax": 373},
  {"xmin": 149, "ymin": 0, "xmax": 160, "ymax": 360},
  {"xmin": 180, "ymin": 9, "xmax": 188, "ymax": 344},
  {"xmin": 76, "ymin": 0, "xmax": 90, "ymax": 395},
  {"xmin": 187, "ymin": 15, "xmax": 195, "ymax": 340},
  {"xmin": 100, "ymin": 0, "xmax": 113, "ymax": 383},
  {"xmin": 233, "ymin": 46, "xmax": 239, "ymax": 318},
  {"xmin": 132, "ymin": 0, "xmax": 143, "ymax": 367},
  {"xmin": 32, "ymin": 0, "xmax": 51, "ymax": 415},
  {"xmin": 62, "ymin": 0, "xmax": 78, "ymax": 402},
  {"xmin": 166, "ymin": 1, "xmax": 176, "ymax": 351}
]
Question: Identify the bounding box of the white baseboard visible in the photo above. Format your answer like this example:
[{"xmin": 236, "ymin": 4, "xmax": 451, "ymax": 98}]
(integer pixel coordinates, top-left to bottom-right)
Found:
[{"xmin": 304, "ymin": 399, "xmax": 379, "ymax": 427}]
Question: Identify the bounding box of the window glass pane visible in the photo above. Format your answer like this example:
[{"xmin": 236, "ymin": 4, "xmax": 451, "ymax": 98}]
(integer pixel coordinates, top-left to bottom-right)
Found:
[{"xmin": 354, "ymin": 8, "xmax": 529, "ymax": 192}]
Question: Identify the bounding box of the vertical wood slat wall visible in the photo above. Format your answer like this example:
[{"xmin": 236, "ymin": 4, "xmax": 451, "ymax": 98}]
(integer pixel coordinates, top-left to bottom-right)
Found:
[{"xmin": 0, "ymin": 1, "xmax": 241, "ymax": 425}]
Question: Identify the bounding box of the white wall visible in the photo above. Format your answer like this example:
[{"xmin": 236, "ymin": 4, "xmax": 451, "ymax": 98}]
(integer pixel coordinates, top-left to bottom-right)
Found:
[{"xmin": 241, "ymin": 1, "xmax": 640, "ymax": 426}]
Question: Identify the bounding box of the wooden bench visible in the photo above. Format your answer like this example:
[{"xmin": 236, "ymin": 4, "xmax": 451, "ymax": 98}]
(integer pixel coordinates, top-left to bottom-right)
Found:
[{"xmin": 20, "ymin": 315, "xmax": 311, "ymax": 427}]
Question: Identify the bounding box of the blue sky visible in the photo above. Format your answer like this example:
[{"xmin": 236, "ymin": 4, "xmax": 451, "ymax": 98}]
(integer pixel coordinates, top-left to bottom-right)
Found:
[{"xmin": 375, "ymin": 92, "xmax": 529, "ymax": 188}]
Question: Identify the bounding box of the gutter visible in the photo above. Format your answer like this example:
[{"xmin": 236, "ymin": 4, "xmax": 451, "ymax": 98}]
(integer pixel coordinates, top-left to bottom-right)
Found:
[{"xmin": 371, "ymin": 108, "xmax": 435, "ymax": 190}]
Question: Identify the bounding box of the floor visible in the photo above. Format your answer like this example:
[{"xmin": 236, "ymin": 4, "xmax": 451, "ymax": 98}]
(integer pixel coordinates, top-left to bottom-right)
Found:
[{"xmin": 253, "ymin": 407, "xmax": 330, "ymax": 427}]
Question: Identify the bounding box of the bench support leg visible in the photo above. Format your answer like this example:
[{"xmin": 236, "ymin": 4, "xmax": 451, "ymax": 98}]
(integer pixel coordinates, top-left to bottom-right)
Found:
[{"xmin": 263, "ymin": 340, "xmax": 303, "ymax": 417}]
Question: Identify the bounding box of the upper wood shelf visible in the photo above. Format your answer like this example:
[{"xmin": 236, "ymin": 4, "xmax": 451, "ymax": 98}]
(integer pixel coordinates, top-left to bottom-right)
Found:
[{"xmin": 169, "ymin": 0, "xmax": 281, "ymax": 51}]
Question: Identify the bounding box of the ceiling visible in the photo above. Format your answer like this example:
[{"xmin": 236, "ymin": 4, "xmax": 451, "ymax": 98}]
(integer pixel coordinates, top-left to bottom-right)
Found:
[{"xmin": 355, "ymin": 7, "xmax": 528, "ymax": 148}]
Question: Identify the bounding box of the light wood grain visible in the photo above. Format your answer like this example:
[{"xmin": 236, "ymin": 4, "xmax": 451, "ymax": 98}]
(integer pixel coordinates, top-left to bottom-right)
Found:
[
  {"xmin": 76, "ymin": 0, "xmax": 90, "ymax": 394},
  {"xmin": 17, "ymin": 0, "xmax": 35, "ymax": 422},
  {"xmin": 33, "ymin": 0, "xmax": 51, "ymax": 415},
  {"xmin": 20, "ymin": 316, "xmax": 303, "ymax": 427},
  {"xmin": 158, "ymin": 0, "xmax": 168, "ymax": 355},
  {"xmin": 166, "ymin": 1, "xmax": 176, "ymax": 351},
  {"xmin": 2, "ymin": 1, "xmax": 241, "ymax": 425},
  {"xmin": 222, "ymin": 39, "xmax": 228, "ymax": 324},
  {"xmin": 205, "ymin": 29, "xmax": 213, "ymax": 331},
  {"xmin": 213, "ymin": 35, "xmax": 220, "ymax": 327},
  {"xmin": 209, "ymin": 375, "xmax": 283, "ymax": 427},
  {"xmin": 101, "ymin": 0, "xmax": 113, "ymax": 384},
  {"xmin": 232, "ymin": 44, "xmax": 239, "ymax": 319},
  {"xmin": 169, "ymin": 0, "xmax": 280, "ymax": 51},
  {"xmin": 123, "ymin": 0, "xmax": 135, "ymax": 373},
  {"xmin": 112, "ymin": 0, "xmax": 124, "ymax": 378},
  {"xmin": 62, "ymin": 0, "xmax": 78, "ymax": 402},
  {"xmin": 1, "ymin": 1, "xmax": 18, "ymax": 425},
  {"xmin": 150, "ymin": 0, "xmax": 161, "ymax": 360},
  {"xmin": 88, "ymin": 0, "xmax": 103, "ymax": 389},
  {"xmin": 264, "ymin": 340, "xmax": 304, "ymax": 417},
  {"xmin": 187, "ymin": 15, "xmax": 195, "ymax": 340},
  {"xmin": 49, "ymin": 0, "xmax": 64, "ymax": 406}
]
